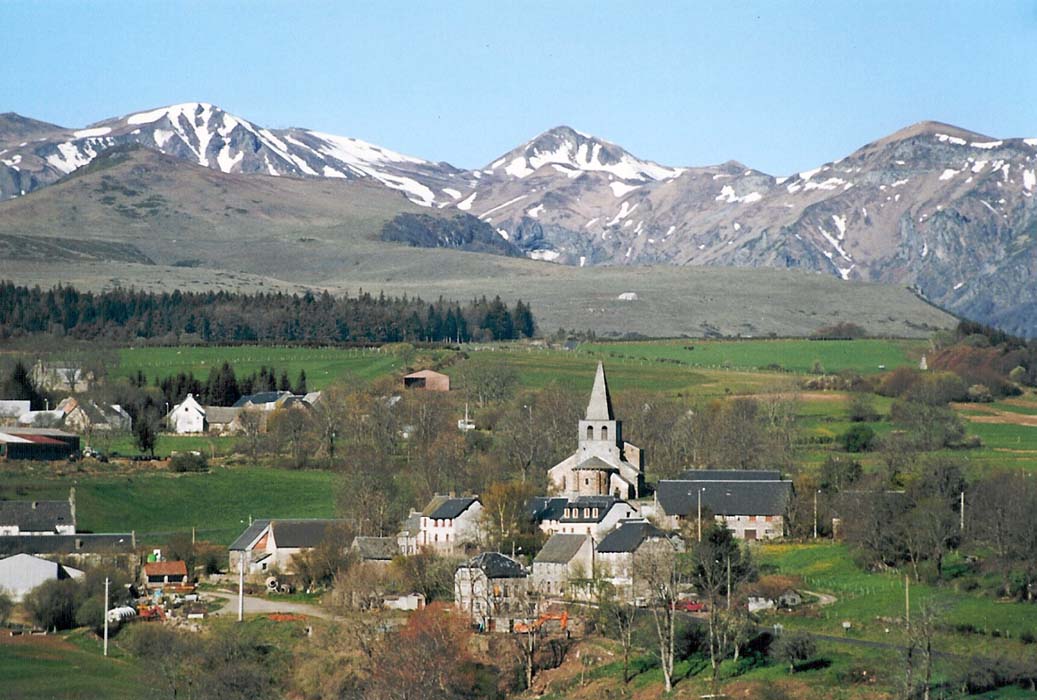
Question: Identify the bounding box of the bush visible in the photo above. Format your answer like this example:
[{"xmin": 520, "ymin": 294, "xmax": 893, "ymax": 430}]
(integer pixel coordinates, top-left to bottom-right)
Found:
[
  {"xmin": 170, "ymin": 452, "xmax": 208, "ymax": 472},
  {"xmin": 966, "ymin": 384, "xmax": 993, "ymax": 403},
  {"xmin": 770, "ymin": 631, "xmax": 817, "ymax": 674},
  {"xmin": 0, "ymin": 589, "xmax": 12, "ymax": 626},
  {"xmin": 23, "ymin": 579, "xmax": 78, "ymax": 631},
  {"xmin": 841, "ymin": 424, "xmax": 876, "ymax": 453}
]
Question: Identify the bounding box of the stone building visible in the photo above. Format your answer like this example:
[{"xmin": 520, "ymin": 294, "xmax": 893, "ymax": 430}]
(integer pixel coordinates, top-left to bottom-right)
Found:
[
  {"xmin": 547, "ymin": 363, "xmax": 645, "ymax": 499},
  {"xmin": 454, "ymin": 552, "xmax": 527, "ymax": 630}
]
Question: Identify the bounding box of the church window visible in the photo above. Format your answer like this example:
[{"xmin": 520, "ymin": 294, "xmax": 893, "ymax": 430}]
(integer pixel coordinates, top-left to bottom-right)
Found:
[
  {"xmin": 586, "ymin": 426, "xmax": 593, "ymax": 440},
  {"xmin": 584, "ymin": 478, "xmax": 590, "ymax": 486},
  {"xmin": 601, "ymin": 426, "xmax": 608, "ymax": 440}
]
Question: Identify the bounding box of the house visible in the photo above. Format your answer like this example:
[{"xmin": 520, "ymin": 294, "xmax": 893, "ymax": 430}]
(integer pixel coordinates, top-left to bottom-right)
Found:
[
  {"xmin": 351, "ymin": 536, "xmax": 399, "ymax": 564},
  {"xmin": 454, "ymin": 552, "xmax": 528, "ymax": 630},
  {"xmin": 0, "ymin": 428, "xmax": 79, "ymax": 461},
  {"xmin": 655, "ymin": 472, "xmax": 793, "ymax": 540},
  {"xmin": 595, "ymin": 520, "xmax": 681, "ymax": 600},
  {"xmin": 0, "ymin": 553, "xmax": 83, "ymax": 602},
  {"xmin": 396, "ymin": 511, "xmax": 422, "ymax": 555},
  {"xmin": 532, "ymin": 533, "xmax": 594, "ymax": 598},
  {"xmin": 417, "ymin": 495, "xmax": 483, "ymax": 554},
  {"xmin": 547, "ymin": 363, "xmax": 645, "ymax": 500},
  {"xmin": 203, "ymin": 406, "xmax": 243, "ymax": 435},
  {"xmin": 167, "ymin": 394, "xmax": 206, "ymax": 434},
  {"xmin": 56, "ymin": 397, "xmax": 131, "ymax": 433},
  {"xmin": 0, "ymin": 400, "xmax": 30, "ymax": 424},
  {"xmin": 142, "ymin": 560, "xmax": 191, "ymax": 593},
  {"xmin": 229, "ymin": 518, "xmax": 348, "ymax": 575},
  {"xmin": 530, "ymin": 495, "xmax": 639, "ymax": 540},
  {"xmin": 0, "ymin": 491, "xmax": 76, "ymax": 535},
  {"xmin": 402, "ymin": 369, "xmax": 450, "ymax": 392},
  {"xmin": 231, "ymin": 391, "xmax": 297, "ymax": 411},
  {"xmin": 32, "ymin": 361, "xmax": 92, "ymax": 393}
]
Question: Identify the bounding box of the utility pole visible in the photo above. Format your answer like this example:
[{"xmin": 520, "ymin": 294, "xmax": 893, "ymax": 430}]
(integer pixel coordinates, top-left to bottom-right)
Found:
[
  {"xmin": 697, "ymin": 488, "xmax": 702, "ymax": 542},
  {"xmin": 726, "ymin": 556, "xmax": 732, "ymax": 610},
  {"xmin": 960, "ymin": 491, "xmax": 965, "ymax": 532},
  {"xmin": 905, "ymin": 574, "xmax": 910, "ymax": 626},
  {"xmin": 238, "ymin": 554, "xmax": 245, "ymax": 622},
  {"xmin": 103, "ymin": 576, "xmax": 109, "ymax": 657},
  {"xmin": 813, "ymin": 490, "xmax": 819, "ymax": 539}
]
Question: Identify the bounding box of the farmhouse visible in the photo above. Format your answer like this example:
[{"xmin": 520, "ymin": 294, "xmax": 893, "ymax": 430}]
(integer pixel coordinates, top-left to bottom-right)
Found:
[
  {"xmin": 0, "ymin": 428, "xmax": 79, "ymax": 461},
  {"xmin": 204, "ymin": 406, "xmax": 244, "ymax": 435},
  {"xmin": 416, "ymin": 495, "xmax": 483, "ymax": 554},
  {"xmin": 402, "ymin": 369, "xmax": 450, "ymax": 392},
  {"xmin": 532, "ymin": 533, "xmax": 594, "ymax": 598},
  {"xmin": 655, "ymin": 470, "xmax": 793, "ymax": 540},
  {"xmin": 0, "ymin": 492, "xmax": 76, "ymax": 535},
  {"xmin": 142, "ymin": 560, "xmax": 191, "ymax": 593},
  {"xmin": 232, "ymin": 391, "xmax": 302, "ymax": 411},
  {"xmin": 167, "ymin": 394, "xmax": 207, "ymax": 434},
  {"xmin": 595, "ymin": 520, "xmax": 681, "ymax": 600},
  {"xmin": 351, "ymin": 536, "xmax": 399, "ymax": 564},
  {"xmin": 56, "ymin": 397, "xmax": 131, "ymax": 433},
  {"xmin": 0, "ymin": 553, "xmax": 83, "ymax": 602},
  {"xmin": 229, "ymin": 518, "xmax": 348, "ymax": 575},
  {"xmin": 454, "ymin": 551, "xmax": 527, "ymax": 630},
  {"xmin": 529, "ymin": 495, "xmax": 639, "ymax": 540},
  {"xmin": 547, "ymin": 363, "xmax": 645, "ymax": 499}
]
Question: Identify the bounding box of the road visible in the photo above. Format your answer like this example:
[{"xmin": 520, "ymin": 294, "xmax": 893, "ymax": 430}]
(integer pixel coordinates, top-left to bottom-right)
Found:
[{"xmin": 207, "ymin": 590, "xmax": 339, "ymax": 620}]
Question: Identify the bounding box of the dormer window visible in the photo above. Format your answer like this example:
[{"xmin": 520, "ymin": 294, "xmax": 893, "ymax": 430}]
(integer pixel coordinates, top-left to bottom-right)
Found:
[
  {"xmin": 564, "ymin": 508, "xmax": 570, "ymax": 518},
  {"xmin": 583, "ymin": 508, "xmax": 590, "ymax": 518},
  {"xmin": 592, "ymin": 508, "xmax": 599, "ymax": 518}
]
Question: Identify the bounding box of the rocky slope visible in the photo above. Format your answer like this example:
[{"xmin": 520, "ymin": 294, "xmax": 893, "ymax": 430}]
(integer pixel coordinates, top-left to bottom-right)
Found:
[{"xmin": 2, "ymin": 104, "xmax": 1035, "ymax": 334}]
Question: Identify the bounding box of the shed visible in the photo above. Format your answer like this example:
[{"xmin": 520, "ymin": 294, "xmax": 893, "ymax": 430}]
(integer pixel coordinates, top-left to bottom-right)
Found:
[
  {"xmin": 403, "ymin": 370, "xmax": 450, "ymax": 392},
  {"xmin": 0, "ymin": 553, "xmax": 83, "ymax": 602}
]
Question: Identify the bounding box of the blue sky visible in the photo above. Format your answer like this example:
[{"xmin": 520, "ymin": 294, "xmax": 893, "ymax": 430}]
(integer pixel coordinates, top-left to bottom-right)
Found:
[{"xmin": 3, "ymin": 1, "xmax": 1036, "ymax": 175}]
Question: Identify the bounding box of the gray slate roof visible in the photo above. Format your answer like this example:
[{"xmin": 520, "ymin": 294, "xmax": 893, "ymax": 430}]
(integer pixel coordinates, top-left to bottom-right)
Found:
[
  {"xmin": 534, "ymin": 534, "xmax": 589, "ymax": 564},
  {"xmin": 677, "ymin": 469, "xmax": 783, "ymax": 482},
  {"xmin": 229, "ymin": 519, "xmax": 346, "ymax": 550},
  {"xmin": 657, "ymin": 479, "xmax": 793, "ymax": 517},
  {"xmin": 0, "ymin": 500, "xmax": 73, "ymax": 533},
  {"xmin": 0, "ymin": 534, "xmax": 135, "ymax": 555},
  {"xmin": 561, "ymin": 496, "xmax": 620, "ymax": 523},
  {"xmin": 204, "ymin": 406, "xmax": 241, "ymax": 424},
  {"xmin": 426, "ymin": 496, "xmax": 478, "ymax": 520},
  {"xmin": 460, "ymin": 552, "xmax": 527, "ymax": 579},
  {"xmin": 528, "ymin": 497, "xmax": 568, "ymax": 522},
  {"xmin": 596, "ymin": 520, "xmax": 670, "ymax": 553},
  {"xmin": 232, "ymin": 391, "xmax": 294, "ymax": 408},
  {"xmin": 352, "ymin": 536, "xmax": 399, "ymax": 560},
  {"xmin": 575, "ymin": 456, "xmax": 618, "ymax": 472}
]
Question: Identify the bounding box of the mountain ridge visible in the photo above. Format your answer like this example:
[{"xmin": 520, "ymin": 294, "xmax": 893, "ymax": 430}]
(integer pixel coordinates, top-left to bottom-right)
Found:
[{"xmin": 2, "ymin": 103, "xmax": 1035, "ymax": 335}]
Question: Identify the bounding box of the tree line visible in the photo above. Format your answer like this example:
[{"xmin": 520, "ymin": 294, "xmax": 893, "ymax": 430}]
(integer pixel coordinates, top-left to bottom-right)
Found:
[{"xmin": 0, "ymin": 282, "xmax": 536, "ymax": 344}]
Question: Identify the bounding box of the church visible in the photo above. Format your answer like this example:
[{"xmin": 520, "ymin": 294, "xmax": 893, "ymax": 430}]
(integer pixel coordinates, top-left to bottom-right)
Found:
[{"xmin": 548, "ymin": 362, "xmax": 645, "ymax": 499}]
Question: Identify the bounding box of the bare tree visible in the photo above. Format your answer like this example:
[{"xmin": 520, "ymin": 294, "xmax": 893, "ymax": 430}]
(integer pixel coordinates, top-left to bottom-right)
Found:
[{"xmin": 634, "ymin": 538, "xmax": 685, "ymax": 693}]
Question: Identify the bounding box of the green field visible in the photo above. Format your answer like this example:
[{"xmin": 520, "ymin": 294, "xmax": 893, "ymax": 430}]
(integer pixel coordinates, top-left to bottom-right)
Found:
[
  {"xmin": 581, "ymin": 337, "xmax": 927, "ymax": 375},
  {"xmin": 114, "ymin": 345, "xmax": 415, "ymax": 390},
  {"xmin": 0, "ymin": 631, "xmax": 147, "ymax": 700},
  {"xmin": 757, "ymin": 543, "xmax": 1037, "ymax": 657},
  {"xmin": 1, "ymin": 467, "xmax": 338, "ymax": 544}
]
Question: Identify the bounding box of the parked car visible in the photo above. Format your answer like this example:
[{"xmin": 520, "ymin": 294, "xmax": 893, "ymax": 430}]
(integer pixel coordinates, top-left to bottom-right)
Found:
[{"xmin": 674, "ymin": 598, "xmax": 706, "ymax": 612}]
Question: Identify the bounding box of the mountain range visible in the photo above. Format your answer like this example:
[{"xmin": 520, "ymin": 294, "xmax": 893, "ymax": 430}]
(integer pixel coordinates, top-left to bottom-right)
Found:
[{"xmin": 1, "ymin": 102, "xmax": 1034, "ymax": 335}]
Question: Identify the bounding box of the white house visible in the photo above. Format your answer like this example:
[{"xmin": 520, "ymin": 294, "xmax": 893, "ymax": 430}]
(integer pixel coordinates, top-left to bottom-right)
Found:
[
  {"xmin": 531, "ymin": 495, "xmax": 639, "ymax": 541},
  {"xmin": 0, "ymin": 553, "xmax": 83, "ymax": 602},
  {"xmin": 547, "ymin": 363, "xmax": 645, "ymax": 500},
  {"xmin": 229, "ymin": 518, "xmax": 347, "ymax": 576},
  {"xmin": 167, "ymin": 394, "xmax": 206, "ymax": 434},
  {"xmin": 416, "ymin": 495, "xmax": 483, "ymax": 554}
]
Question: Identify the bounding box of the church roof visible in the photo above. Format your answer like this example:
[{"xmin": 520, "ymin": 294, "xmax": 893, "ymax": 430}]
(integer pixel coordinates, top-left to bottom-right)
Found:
[
  {"xmin": 575, "ymin": 456, "xmax": 618, "ymax": 472},
  {"xmin": 585, "ymin": 362, "xmax": 614, "ymax": 421}
]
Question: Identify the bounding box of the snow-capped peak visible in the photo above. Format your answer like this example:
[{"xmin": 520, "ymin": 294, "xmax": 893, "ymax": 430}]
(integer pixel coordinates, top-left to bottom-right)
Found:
[{"xmin": 485, "ymin": 125, "xmax": 684, "ymax": 182}]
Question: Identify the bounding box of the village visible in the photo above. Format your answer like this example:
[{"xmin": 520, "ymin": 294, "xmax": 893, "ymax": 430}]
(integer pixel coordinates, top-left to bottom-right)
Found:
[{"xmin": 2, "ymin": 333, "xmax": 1037, "ymax": 699}]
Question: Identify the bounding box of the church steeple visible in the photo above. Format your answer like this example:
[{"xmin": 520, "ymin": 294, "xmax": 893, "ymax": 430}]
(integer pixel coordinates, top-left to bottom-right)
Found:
[{"xmin": 585, "ymin": 362, "xmax": 614, "ymax": 420}]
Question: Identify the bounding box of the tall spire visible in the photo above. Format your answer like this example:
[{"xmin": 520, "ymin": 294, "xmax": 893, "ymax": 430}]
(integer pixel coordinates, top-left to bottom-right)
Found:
[{"xmin": 585, "ymin": 362, "xmax": 614, "ymax": 420}]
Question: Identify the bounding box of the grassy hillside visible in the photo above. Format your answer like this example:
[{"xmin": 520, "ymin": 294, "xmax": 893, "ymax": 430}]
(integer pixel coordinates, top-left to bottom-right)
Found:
[{"xmin": 0, "ymin": 145, "xmax": 956, "ymax": 338}]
